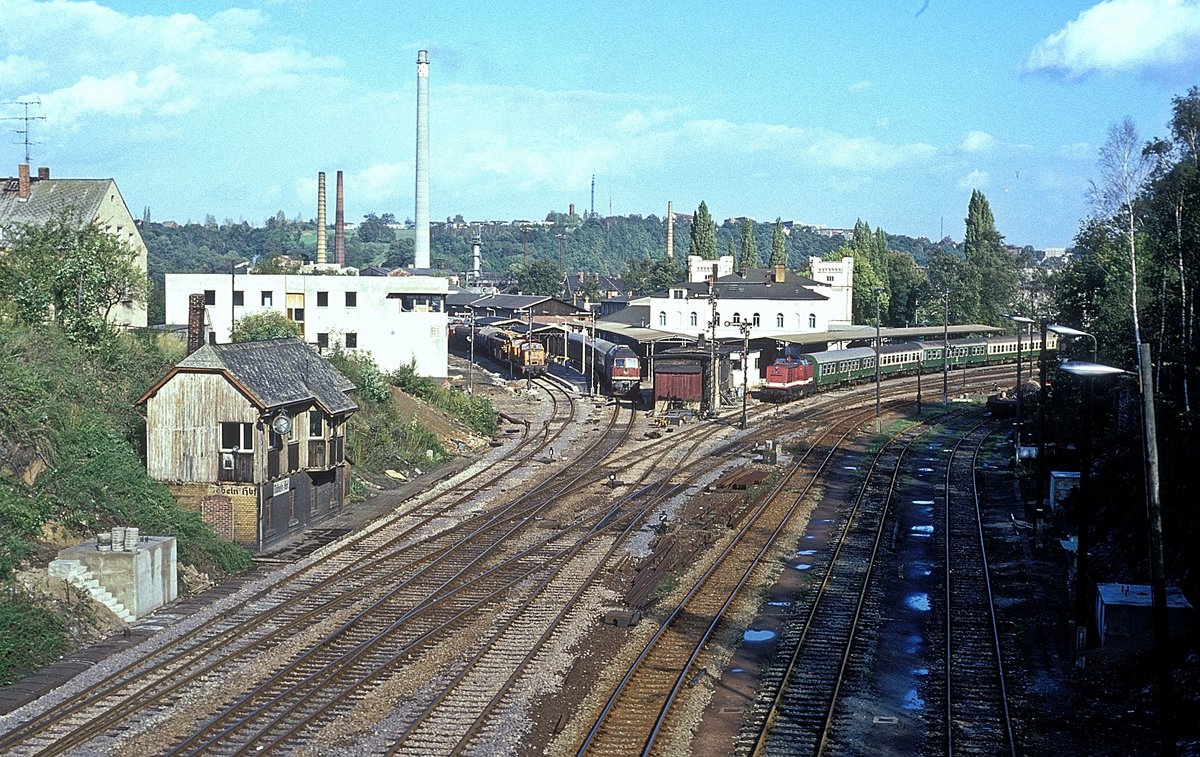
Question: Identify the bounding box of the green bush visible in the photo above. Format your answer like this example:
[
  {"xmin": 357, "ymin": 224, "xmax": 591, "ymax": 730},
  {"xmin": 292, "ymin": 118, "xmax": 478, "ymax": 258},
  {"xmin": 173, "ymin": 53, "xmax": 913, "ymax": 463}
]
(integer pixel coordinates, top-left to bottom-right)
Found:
[
  {"xmin": 389, "ymin": 360, "xmax": 499, "ymax": 437},
  {"xmin": 0, "ymin": 587, "xmax": 71, "ymax": 685},
  {"xmin": 0, "ymin": 324, "xmax": 252, "ymax": 579}
]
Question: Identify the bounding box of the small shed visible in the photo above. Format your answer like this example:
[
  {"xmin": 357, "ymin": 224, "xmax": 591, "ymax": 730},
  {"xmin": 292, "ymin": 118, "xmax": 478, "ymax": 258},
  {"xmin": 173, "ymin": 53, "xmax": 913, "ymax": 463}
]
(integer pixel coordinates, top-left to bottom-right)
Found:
[
  {"xmin": 1095, "ymin": 583, "xmax": 1194, "ymax": 648},
  {"xmin": 654, "ymin": 358, "xmax": 704, "ymax": 414},
  {"xmin": 1049, "ymin": 471, "xmax": 1081, "ymax": 511}
]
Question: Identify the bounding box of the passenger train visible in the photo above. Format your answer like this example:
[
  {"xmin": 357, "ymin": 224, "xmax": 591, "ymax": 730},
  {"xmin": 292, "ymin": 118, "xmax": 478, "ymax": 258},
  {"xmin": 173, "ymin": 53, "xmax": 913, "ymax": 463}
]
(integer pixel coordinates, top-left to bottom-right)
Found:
[
  {"xmin": 762, "ymin": 333, "xmax": 1056, "ymax": 400},
  {"xmin": 566, "ymin": 332, "xmax": 641, "ymax": 397}
]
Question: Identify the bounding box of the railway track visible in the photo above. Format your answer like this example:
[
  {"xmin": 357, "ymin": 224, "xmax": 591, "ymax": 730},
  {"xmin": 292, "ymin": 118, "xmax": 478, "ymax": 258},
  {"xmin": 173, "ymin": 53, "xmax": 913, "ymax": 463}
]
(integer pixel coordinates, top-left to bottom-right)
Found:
[
  {"xmin": 0, "ymin": 364, "xmax": 1023, "ymax": 755},
  {"xmin": 935, "ymin": 421, "xmax": 1016, "ymax": 756},
  {"xmin": 0, "ymin": 379, "xmax": 618, "ymax": 755}
]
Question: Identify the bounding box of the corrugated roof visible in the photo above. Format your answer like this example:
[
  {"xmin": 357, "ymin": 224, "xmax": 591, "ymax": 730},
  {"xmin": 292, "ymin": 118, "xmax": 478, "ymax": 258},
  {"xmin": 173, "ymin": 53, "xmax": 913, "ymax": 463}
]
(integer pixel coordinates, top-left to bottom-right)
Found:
[
  {"xmin": 172, "ymin": 338, "xmax": 357, "ymax": 415},
  {"xmin": 0, "ymin": 177, "xmax": 114, "ymax": 228}
]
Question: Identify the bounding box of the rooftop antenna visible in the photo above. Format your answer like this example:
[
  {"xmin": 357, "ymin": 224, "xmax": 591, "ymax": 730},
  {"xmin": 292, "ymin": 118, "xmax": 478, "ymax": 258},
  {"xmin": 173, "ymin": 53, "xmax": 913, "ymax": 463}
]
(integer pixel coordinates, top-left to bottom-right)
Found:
[{"xmin": 2, "ymin": 99, "xmax": 46, "ymax": 163}]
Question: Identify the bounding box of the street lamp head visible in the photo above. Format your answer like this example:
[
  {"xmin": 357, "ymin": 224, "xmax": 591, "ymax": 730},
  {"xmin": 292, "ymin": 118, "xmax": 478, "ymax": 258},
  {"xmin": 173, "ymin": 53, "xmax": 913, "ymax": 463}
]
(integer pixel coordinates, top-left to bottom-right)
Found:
[
  {"xmin": 233, "ymin": 260, "xmax": 249, "ymax": 270},
  {"xmin": 1047, "ymin": 324, "xmax": 1091, "ymax": 338},
  {"xmin": 1001, "ymin": 312, "xmax": 1035, "ymax": 325},
  {"xmin": 1058, "ymin": 359, "xmax": 1129, "ymax": 378}
]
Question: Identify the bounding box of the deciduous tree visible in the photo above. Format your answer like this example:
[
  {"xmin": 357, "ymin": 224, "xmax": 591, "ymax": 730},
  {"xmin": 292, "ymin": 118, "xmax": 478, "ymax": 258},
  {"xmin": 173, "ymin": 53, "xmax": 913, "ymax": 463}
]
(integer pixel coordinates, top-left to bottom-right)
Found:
[{"xmin": 0, "ymin": 215, "xmax": 146, "ymax": 346}]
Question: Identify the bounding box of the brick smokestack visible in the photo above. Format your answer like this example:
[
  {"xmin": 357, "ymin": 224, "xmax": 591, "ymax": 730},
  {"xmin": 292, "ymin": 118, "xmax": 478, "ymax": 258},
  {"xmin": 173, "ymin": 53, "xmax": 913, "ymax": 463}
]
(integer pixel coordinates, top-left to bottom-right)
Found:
[
  {"xmin": 414, "ymin": 49, "xmax": 431, "ymax": 269},
  {"xmin": 187, "ymin": 293, "xmax": 206, "ymax": 355},
  {"xmin": 17, "ymin": 163, "xmax": 30, "ymax": 201},
  {"xmin": 335, "ymin": 170, "xmax": 345, "ymax": 267},
  {"xmin": 316, "ymin": 172, "xmax": 328, "ymax": 265}
]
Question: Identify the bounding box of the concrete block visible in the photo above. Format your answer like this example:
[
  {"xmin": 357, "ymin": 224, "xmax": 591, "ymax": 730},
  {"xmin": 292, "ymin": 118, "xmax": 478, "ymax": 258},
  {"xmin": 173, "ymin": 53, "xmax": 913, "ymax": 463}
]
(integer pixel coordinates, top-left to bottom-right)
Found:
[{"xmin": 55, "ymin": 536, "xmax": 177, "ymax": 619}]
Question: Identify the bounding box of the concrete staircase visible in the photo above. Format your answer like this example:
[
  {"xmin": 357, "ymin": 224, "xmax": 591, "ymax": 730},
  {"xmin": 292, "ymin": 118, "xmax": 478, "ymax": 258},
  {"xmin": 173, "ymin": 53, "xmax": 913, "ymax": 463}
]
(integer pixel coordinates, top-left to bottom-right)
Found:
[{"xmin": 48, "ymin": 559, "xmax": 135, "ymax": 623}]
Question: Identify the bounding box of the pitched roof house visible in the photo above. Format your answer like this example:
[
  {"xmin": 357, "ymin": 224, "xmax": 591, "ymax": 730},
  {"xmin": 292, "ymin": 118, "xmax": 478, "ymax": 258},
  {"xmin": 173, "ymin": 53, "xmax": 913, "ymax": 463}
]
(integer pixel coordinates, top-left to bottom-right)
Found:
[
  {"xmin": 0, "ymin": 163, "xmax": 149, "ymax": 328},
  {"xmin": 136, "ymin": 335, "xmax": 357, "ymax": 552}
]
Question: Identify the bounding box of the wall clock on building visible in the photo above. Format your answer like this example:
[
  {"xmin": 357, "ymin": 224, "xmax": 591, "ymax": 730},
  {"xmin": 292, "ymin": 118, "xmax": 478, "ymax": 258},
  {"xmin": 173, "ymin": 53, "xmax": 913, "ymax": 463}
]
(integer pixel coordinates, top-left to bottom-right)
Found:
[{"xmin": 271, "ymin": 412, "xmax": 292, "ymax": 436}]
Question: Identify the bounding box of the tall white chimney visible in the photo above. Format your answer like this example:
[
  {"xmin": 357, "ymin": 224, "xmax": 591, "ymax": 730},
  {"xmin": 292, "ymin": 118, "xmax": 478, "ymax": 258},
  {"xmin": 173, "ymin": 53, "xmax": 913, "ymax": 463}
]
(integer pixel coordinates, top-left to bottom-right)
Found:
[
  {"xmin": 666, "ymin": 200, "xmax": 673, "ymax": 261},
  {"xmin": 414, "ymin": 49, "xmax": 431, "ymax": 269},
  {"xmin": 471, "ymin": 237, "xmax": 481, "ymax": 279}
]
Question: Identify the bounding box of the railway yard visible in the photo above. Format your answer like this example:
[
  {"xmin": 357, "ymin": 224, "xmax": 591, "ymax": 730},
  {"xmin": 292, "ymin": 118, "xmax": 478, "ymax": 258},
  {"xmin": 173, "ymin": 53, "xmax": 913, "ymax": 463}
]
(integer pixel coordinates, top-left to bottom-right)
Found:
[{"xmin": 0, "ymin": 360, "xmax": 1170, "ymax": 755}]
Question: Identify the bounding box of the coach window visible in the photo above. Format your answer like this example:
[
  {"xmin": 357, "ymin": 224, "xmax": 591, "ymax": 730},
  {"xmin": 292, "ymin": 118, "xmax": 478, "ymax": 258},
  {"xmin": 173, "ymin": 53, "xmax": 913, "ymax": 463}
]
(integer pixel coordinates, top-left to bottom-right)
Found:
[
  {"xmin": 658, "ymin": 311, "xmax": 667, "ymax": 326},
  {"xmin": 689, "ymin": 312, "xmax": 697, "ymax": 327},
  {"xmin": 776, "ymin": 313, "xmax": 784, "ymax": 328},
  {"xmin": 808, "ymin": 313, "xmax": 817, "ymax": 329}
]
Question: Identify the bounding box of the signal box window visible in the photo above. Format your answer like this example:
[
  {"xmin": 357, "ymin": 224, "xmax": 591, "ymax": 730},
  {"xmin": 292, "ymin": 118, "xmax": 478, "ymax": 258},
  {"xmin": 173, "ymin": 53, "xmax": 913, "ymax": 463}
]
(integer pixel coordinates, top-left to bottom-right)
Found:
[{"xmin": 220, "ymin": 422, "xmax": 253, "ymax": 451}]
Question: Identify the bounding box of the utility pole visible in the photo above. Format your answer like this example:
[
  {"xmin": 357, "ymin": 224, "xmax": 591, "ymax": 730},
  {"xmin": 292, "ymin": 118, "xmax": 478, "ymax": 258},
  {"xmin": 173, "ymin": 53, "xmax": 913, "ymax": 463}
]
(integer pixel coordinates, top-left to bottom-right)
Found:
[
  {"xmin": 874, "ymin": 287, "xmax": 882, "ymax": 433},
  {"xmin": 725, "ymin": 319, "xmax": 752, "ymax": 429},
  {"xmin": 707, "ymin": 293, "xmax": 720, "ymax": 418},
  {"xmin": 942, "ymin": 287, "xmax": 950, "ymax": 406}
]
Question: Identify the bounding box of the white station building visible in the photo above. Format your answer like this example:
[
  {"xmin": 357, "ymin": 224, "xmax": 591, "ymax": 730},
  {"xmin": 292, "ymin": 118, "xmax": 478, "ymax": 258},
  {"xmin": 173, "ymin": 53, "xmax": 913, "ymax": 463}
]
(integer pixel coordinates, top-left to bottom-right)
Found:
[
  {"xmin": 165, "ymin": 273, "xmax": 449, "ymax": 378},
  {"xmin": 649, "ymin": 258, "xmax": 855, "ymax": 341}
]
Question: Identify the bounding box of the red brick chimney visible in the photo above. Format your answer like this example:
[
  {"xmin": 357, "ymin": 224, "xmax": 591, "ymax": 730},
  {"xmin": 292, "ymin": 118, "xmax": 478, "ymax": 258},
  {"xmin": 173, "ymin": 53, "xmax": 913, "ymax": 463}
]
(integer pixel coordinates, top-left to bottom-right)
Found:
[
  {"xmin": 187, "ymin": 293, "xmax": 206, "ymax": 355},
  {"xmin": 335, "ymin": 170, "xmax": 345, "ymax": 267},
  {"xmin": 17, "ymin": 163, "xmax": 30, "ymax": 201},
  {"xmin": 37, "ymin": 167, "xmax": 49, "ymax": 180}
]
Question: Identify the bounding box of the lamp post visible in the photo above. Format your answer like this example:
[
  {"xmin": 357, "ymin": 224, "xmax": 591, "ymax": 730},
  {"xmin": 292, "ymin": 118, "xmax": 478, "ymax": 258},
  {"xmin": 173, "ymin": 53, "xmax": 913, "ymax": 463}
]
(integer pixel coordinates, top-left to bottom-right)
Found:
[
  {"xmin": 725, "ymin": 319, "xmax": 752, "ymax": 429},
  {"xmin": 942, "ymin": 287, "xmax": 950, "ymax": 406},
  {"xmin": 1058, "ymin": 357, "xmax": 1128, "ymax": 670},
  {"xmin": 588, "ymin": 310, "xmax": 596, "ymax": 397},
  {"xmin": 467, "ymin": 306, "xmax": 475, "ymax": 394},
  {"xmin": 874, "ymin": 287, "xmax": 882, "ymax": 433},
  {"xmin": 1002, "ymin": 312, "xmax": 1036, "ymax": 465},
  {"xmin": 706, "ymin": 294, "xmax": 720, "ymax": 418},
  {"xmin": 230, "ymin": 260, "xmax": 249, "ymax": 340}
]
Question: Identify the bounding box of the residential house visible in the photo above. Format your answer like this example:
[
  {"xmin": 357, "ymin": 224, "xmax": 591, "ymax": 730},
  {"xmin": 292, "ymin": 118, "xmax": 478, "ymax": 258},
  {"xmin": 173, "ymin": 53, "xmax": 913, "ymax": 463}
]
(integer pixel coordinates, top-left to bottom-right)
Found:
[
  {"xmin": 0, "ymin": 163, "xmax": 148, "ymax": 328},
  {"xmin": 136, "ymin": 334, "xmax": 357, "ymax": 552}
]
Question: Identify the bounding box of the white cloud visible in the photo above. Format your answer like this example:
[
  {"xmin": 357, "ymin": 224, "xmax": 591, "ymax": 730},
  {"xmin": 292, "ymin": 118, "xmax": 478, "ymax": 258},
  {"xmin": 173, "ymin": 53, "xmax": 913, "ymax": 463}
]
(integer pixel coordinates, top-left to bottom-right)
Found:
[
  {"xmin": 961, "ymin": 130, "xmax": 996, "ymax": 153},
  {"xmin": 0, "ymin": 0, "xmax": 343, "ymax": 124},
  {"xmin": 848, "ymin": 80, "xmax": 873, "ymax": 93},
  {"xmin": 957, "ymin": 170, "xmax": 989, "ymax": 190},
  {"xmin": 1025, "ymin": 0, "xmax": 1200, "ymax": 78}
]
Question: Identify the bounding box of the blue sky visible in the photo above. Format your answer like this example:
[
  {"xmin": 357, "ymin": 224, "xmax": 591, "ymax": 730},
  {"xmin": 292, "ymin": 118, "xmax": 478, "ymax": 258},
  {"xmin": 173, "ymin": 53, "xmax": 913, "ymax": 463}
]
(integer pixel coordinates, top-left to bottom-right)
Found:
[{"xmin": 3, "ymin": 0, "xmax": 1198, "ymax": 249}]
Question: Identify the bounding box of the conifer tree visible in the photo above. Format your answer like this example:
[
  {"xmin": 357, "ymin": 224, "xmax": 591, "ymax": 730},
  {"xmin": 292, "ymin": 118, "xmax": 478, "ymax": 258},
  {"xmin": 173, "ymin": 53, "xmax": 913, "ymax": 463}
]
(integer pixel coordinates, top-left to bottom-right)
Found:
[
  {"xmin": 770, "ymin": 217, "xmax": 787, "ymax": 266},
  {"xmin": 963, "ymin": 189, "xmax": 1017, "ymax": 324},
  {"xmin": 741, "ymin": 217, "xmax": 760, "ymax": 269},
  {"xmin": 688, "ymin": 201, "xmax": 718, "ymax": 260}
]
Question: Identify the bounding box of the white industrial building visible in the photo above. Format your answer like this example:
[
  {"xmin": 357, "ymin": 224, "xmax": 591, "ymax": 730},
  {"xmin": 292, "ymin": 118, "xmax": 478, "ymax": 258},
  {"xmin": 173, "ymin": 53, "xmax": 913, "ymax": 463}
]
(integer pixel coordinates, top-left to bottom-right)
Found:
[{"xmin": 165, "ymin": 273, "xmax": 449, "ymax": 378}]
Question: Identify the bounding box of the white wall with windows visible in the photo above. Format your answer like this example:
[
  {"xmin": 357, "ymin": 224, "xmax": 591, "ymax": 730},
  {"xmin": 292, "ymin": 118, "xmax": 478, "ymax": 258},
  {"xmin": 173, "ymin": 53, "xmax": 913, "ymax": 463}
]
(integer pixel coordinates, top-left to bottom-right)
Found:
[{"xmin": 166, "ymin": 273, "xmax": 449, "ymax": 378}]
